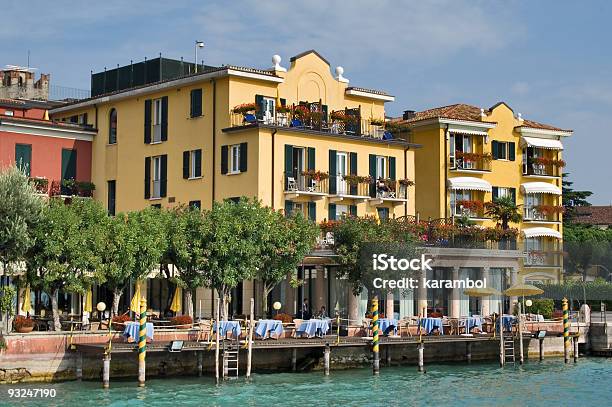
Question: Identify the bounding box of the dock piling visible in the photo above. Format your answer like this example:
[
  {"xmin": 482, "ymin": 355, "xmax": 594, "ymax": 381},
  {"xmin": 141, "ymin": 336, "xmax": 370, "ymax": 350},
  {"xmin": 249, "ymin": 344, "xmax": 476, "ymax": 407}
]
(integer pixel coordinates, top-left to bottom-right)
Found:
[
  {"xmin": 371, "ymin": 296, "xmax": 380, "ymax": 375},
  {"xmin": 466, "ymin": 342, "xmax": 472, "ymax": 364},
  {"xmin": 539, "ymin": 337, "xmax": 544, "ymax": 361},
  {"xmin": 386, "ymin": 346, "xmax": 391, "ymax": 366},
  {"xmin": 573, "ymin": 336, "xmax": 579, "ymax": 363},
  {"xmin": 102, "ymin": 354, "xmax": 110, "ymax": 389},
  {"xmin": 499, "ymin": 303, "xmax": 504, "ymax": 367},
  {"xmin": 138, "ymin": 297, "xmax": 147, "ymax": 387},
  {"xmin": 291, "ymin": 348, "xmax": 297, "ymax": 372},
  {"xmin": 563, "ymin": 298, "xmax": 569, "ymax": 364},
  {"xmin": 215, "ymin": 298, "xmax": 220, "ymax": 384},
  {"xmin": 518, "ymin": 302, "xmax": 524, "ymax": 365},
  {"xmin": 76, "ymin": 352, "xmax": 83, "ymax": 381},
  {"xmin": 417, "ymin": 342, "xmax": 425, "ymax": 373},
  {"xmin": 246, "ymin": 298, "xmax": 254, "ymax": 379},
  {"xmin": 197, "ymin": 351, "xmax": 203, "ymax": 377},
  {"xmin": 324, "ymin": 344, "xmax": 330, "ymax": 376}
]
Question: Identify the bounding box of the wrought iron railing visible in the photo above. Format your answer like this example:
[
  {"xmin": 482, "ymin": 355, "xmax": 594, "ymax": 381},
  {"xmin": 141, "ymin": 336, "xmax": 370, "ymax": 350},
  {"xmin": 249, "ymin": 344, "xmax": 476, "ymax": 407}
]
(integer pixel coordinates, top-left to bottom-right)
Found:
[
  {"xmin": 524, "ymin": 207, "xmax": 561, "ymax": 222},
  {"xmin": 284, "ymin": 173, "xmax": 328, "ymax": 194}
]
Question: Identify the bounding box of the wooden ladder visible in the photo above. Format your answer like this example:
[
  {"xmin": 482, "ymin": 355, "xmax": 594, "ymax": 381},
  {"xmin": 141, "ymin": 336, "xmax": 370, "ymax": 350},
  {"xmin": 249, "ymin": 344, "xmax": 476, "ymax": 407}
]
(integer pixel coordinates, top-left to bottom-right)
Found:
[
  {"xmin": 504, "ymin": 333, "xmax": 516, "ymax": 364},
  {"xmin": 222, "ymin": 338, "xmax": 240, "ymax": 379}
]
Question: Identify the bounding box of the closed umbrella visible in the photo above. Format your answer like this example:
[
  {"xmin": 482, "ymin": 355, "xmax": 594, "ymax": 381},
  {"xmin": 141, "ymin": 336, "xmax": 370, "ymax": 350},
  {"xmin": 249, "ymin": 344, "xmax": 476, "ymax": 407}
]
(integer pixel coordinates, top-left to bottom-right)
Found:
[
  {"xmin": 130, "ymin": 281, "xmax": 141, "ymax": 314},
  {"xmin": 21, "ymin": 286, "xmax": 32, "ymax": 315},
  {"xmin": 170, "ymin": 286, "xmax": 182, "ymax": 314},
  {"xmin": 83, "ymin": 287, "xmax": 93, "ymax": 313}
]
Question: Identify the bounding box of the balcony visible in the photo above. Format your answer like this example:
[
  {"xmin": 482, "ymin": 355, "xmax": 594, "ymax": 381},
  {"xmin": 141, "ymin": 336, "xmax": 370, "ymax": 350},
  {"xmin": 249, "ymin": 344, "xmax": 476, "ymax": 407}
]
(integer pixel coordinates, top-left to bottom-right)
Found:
[
  {"xmin": 330, "ymin": 175, "xmax": 372, "ymax": 203},
  {"xmin": 451, "ymin": 200, "xmax": 487, "ymax": 220},
  {"xmin": 523, "ymin": 205, "xmax": 563, "ymax": 223},
  {"xmin": 524, "ymin": 250, "xmax": 563, "ymax": 267},
  {"xmin": 284, "ymin": 171, "xmax": 329, "ymax": 200},
  {"xmin": 523, "ymin": 158, "xmax": 563, "ymax": 178},
  {"xmin": 450, "ymin": 152, "xmax": 492, "ymax": 173},
  {"xmin": 368, "ymin": 179, "xmax": 411, "ymax": 206},
  {"xmin": 229, "ymin": 102, "xmax": 407, "ymax": 142}
]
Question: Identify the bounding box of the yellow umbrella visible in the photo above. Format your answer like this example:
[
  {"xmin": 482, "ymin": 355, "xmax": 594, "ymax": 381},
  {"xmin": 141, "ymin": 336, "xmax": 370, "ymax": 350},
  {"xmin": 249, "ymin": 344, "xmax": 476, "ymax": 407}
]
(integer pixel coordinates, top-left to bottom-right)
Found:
[
  {"xmin": 504, "ymin": 283, "xmax": 543, "ymax": 297},
  {"xmin": 130, "ymin": 281, "xmax": 141, "ymax": 313},
  {"xmin": 170, "ymin": 286, "xmax": 182, "ymax": 313},
  {"xmin": 463, "ymin": 287, "xmax": 502, "ymax": 297},
  {"xmin": 83, "ymin": 287, "xmax": 93, "ymax": 313},
  {"xmin": 21, "ymin": 286, "xmax": 32, "ymax": 314}
]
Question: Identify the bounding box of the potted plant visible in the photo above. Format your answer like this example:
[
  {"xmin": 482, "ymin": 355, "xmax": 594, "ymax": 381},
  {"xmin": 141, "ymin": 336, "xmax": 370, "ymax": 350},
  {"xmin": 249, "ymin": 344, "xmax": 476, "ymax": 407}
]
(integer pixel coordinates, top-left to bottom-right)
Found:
[
  {"xmin": 275, "ymin": 105, "xmax": 292, "ymax": 114},
  {"xmin": 61, "ymin": 179, "xmax": 78, "ymax": 196},
  {"xmin": 272, "ymin": 313, "xmax": 293, "ymax": 324},
  {"xmin": 294, "ymin": 105, "xmax": 310, "ymax": 120},
  {"xmin": 232, "ymin": 103, "xmax": 257, "ymax": 114},
  {"xmin": 330, "ymin": 110, "xmax": 346, "ymax": 121},
  {"xmin": 170, "ymin": 315, "xmax": 193, "ymax": 329},
  {"xmin": 457, "ymin": 199, "xmax": 484, "ymax": 212},
  {"xmin": 111, "ymin": 314, "xmax": 130, "ymax": 330},
  {"xmin": 76, "ymin": 181, "xmax": 96, "ymax": 197},
  {"xmin": 370, "ymin": 118, "xmax": 385, "ymax": 126},
  {"xmin": 398, "ymin": 178, "xmax": 415, "ymax": 187},
  {"xmin": 301, "ymin": 170, "xmax": 329, "ymax": 181},
  {"xmin": 533, "ymin": 204, "xmax": 565, "ymax": 215},
  {"xmin": 29, "ymin": 177, "xmax": 49, "ymax": 194},
  {"xmin": 14, "ymin": 315, "xmax": 34, "ymax": 333}
]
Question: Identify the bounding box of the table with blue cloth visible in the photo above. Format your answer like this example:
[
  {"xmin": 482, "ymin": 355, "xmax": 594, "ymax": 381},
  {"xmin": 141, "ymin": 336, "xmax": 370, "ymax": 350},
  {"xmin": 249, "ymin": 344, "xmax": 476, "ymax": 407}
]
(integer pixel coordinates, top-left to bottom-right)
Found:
[
  {"xmin": 214, "ymin": 321, "xmax": 242, "ymax": 338},
  {"xmin": 496, "ymin": 315, "xmax": 516, "ymax": 332},
  {"xmin": 295, "ymin": 319, "xmax": 330, "ymax": 338},
  {"xmin": 460, "ymin": 316, "xmax": 483, "ymax": 333},
  {"xmin": 377, "ymin": 318, "xmax": 399, "ymax": 336},
  {"xmin": 419, "ymin": 317, "xmax": 444, "ymax": 335},
  {"xmin": 123, "ymin": 321, "xmax": 154, "ymax": 341},
  {"xmin": 255, "ymin": 319, "xmax": 284, "ymax": 339}
]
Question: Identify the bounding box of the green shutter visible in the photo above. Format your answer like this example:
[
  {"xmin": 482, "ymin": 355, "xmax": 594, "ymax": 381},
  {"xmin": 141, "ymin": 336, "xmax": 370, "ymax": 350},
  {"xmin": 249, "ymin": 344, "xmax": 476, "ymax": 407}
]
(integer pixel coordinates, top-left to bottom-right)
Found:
[
  {"xmin": 161, "ymin": 96, "xmax": 168, "ymax": 141},
  {"xmin": 239, "ymin": 142, "xmax": 248, "ymax": 172},
  {"xmin": 510, "ymin": 187, "xmax": 516, "ymax": 205},
  {"xmin": 492, "ymin": 186, "xmax": 499, "ymax": 201},
  {"xmin": 144, "ymin": 99, "xmax": 152, "ymax": 144},
  {"xmin": 329, "ymin": 150, "xmax": 337, "ymax": 194},
  {"xmin": 307, "ymin": 147, "xmax": 315, "ymax": 171},
  {"xmin": 284, "ymin": 200, "xmax": 293, "ymax": 217},
  {"xmin": 195, "ymin": 149, "xmax": 202, "ymax": 178},
  {"xmin": 328, "ymin": 203, "xmax": 336, "ymax": 221},
  {"xmin": 280, "ymin": 98, "xmax": 286, "ymax": 107},
  {"xmin": 389, "ymin": 156, "xmax": 396, "ymax": 180},
  {"xmin": 183, "ymin": 151, "xmax": 190, "ymax": 179},
  {"xmin": 144, "ymin": 157, "xmax": 151, "ymax": 199},
  {"xmin": 160, "ymin": 154, "xmax": 167, "ymax": 197},
  {"xmin": 61, "ymin": 149, "xmax": 77, "ymax": 180},
  {"xmin": 255, "ymin": 94, "xmax": 264, "ymax": 120},
  {"xmin": 508, "ymin": 142, "xmax": 516, "ymax": 161},
  {"xmin": 284, "ymin": 144, "xmax": 293, "ymax": 188},
  {"xmin": 491, "ymin": 141, "xmax": 498, "ymax": 159},
  {"xmin": 349, "ymin": 205, "xmax": 357, "ymax": 217},
  {"xmin": 369, "ymin": 154, "xmax": 377, "ymax": 198},
  {"xmin": 190, "ymin": 88, "xmax": 202, "ymax": 117},
  {"xmin": 349, "ymin": 152, "xmax": 357, "ymax": 195},
  {"xmin": 322, "ymin": 105, "xmax": 328, "ymax": 124},
  {"xmin": 308, "ymin": 202, "xmax": 316, "ymax": 221},
  {"xmin": 221, "ymin": 145, "xmax": 228, "ymax": 174},
  {"xmin": 15, "ymin": 144, "xmax": 32, "ymax": 176}
]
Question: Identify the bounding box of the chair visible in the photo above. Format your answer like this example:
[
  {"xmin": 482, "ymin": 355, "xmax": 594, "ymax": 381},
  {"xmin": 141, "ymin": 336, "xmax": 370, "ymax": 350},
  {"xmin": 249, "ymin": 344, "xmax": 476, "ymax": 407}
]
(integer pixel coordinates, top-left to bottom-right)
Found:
[
  {"xmin": 292, "ymin": 319, "xmax": 303, "ymax": 338},
  {"xmin": 382, "ymin": 131, "xmax": 394, "ymax": 140},
  {"xmin": 290, "ymin": 118, "xmax": 303, "ymax": 128},
  {"xmin": 307, "ymin": 179, "xmax": 317, "ymax": 193},
  {"xmin": 287, "ymin": 177, "xmax": 298, "ymax": 191},
  {"xmin": 243, "ymin": 113, "xmax": 257, "ymax": 124},
  {"xmin": 325, "ymin": 232, "xmax": 334, "ymax": 245}
]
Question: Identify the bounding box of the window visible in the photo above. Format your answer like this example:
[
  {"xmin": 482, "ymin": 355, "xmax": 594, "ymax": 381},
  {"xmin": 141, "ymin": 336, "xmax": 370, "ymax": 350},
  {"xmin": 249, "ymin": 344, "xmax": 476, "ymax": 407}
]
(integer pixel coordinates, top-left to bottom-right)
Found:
[
  {"xmin": 183, "ymin": 149, "xmax": 202, "ymax": 179},
  {"xmin": 152, "ymin": 98, "xmax": 162, "ymax": 142},
  {"xmin": 78, "ymin": 113, "xmax": 88, "ymax": 125},
  {"xmin": 189, "ymin": 200, "xmax": 201, "ymax": 210},
  {"xmin": 336, "ymin": 152, "xmax": 348, "ymax": 194},
  {"xmin": 221, "ymin": 143, "xmax": 247, "ymax": 174},
  {"xmin": 145, "ymin": 154, "xmax": 167, "ymax": 199},
  {"xmin": 255, "ymin": 94, "xmax": 275, "ymax": 124},
  {"xmin": 152, "ymin": 156, "xmax": 162, "ymax": 198},
  {"xmin": 376, "ymin": 156, "xmax": 387, "ymax": 179},
  {"xmin": 15, "ymin": 144, "xmax": 32, "ymax": 176},
  {"xmin": 377, "ymin": 207, "xmax": 390, "ymax": 220},
  {"xmin": 451, "ymin": 189, "xmax": 472, "ymax": 216},
  {"xmin": 107, "ymin": 180, "xmax": 116, "ymax": 216},
  {"xmin": 109, "ymin": 108, "xmax": 117, "ymax": 144},
  {"xmin": 190, "ymin": 88, "xmax": 203, "ymax": 118},
  {"xmin": 4, "ymin": 110, "xmax": 14, "ymax": 116},
  {"xmin": 492, "ymin": 141, "xmax": 515, "ymax": 161},
  {"xmin": 230, "ymin": 145, "xmax": 240, "ymax": 173}
]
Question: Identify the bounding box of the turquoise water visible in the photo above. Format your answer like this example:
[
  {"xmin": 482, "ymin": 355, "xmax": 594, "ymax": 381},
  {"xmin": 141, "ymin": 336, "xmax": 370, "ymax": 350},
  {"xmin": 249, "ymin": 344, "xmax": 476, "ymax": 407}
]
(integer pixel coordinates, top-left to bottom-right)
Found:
[{"xmin": 1, "ymin": 358, "xmax": 610, "ymax": 406}]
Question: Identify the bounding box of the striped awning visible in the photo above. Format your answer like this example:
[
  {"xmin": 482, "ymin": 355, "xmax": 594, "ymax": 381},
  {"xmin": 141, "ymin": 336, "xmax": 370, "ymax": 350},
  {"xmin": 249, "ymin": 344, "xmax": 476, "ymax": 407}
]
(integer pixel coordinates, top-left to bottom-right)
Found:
[
  {"xmin": 447, "ymin": 177, "xmax": 492, "ymax": 192},
  {"xmin": 520, "ymin": 182, "xmax": 561, "ymax": 195},
  {"xmin": 522, "ymin": 227, "xmax": 562, "ymax": 239},
  {"xmin": 521, "ymin": 136, "xmax": 563, "ymax": 150}
]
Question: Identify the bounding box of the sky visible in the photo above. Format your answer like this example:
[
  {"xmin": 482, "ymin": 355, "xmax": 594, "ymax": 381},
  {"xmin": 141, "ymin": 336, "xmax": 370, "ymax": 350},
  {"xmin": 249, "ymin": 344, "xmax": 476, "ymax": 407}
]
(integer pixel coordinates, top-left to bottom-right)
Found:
[{"xmin": 3, "ymin": 0, "xmax": 610, "ymax": 204}]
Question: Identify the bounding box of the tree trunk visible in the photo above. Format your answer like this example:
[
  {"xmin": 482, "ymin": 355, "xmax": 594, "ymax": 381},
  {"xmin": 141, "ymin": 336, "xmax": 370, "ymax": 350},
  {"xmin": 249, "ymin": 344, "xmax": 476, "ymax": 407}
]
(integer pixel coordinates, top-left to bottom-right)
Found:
[
  {"xmin": 51, "ymin": 288, "xmax": 61, "ymax": 331},
  {"xmin": 262, "ymin": 283, "xmax": 272, "ymax": 318},
  {"xmin": 217, "ymin": 286, "xmax": 231, "ymax": 321},
  {"xmin": 112, "ymin": 287, "xmax": 122, "ymax": 317},
  {"xmin": 185, "ymin": 289, "xmax": 194, "ymax": 319}
]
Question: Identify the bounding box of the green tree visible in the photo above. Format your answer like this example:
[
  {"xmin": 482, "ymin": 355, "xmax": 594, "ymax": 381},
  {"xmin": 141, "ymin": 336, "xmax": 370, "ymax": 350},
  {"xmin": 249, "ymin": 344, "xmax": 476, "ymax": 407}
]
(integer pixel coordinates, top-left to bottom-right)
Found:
[
  {"xmin": 562, "ymin": 172, "xmax": 593, "ymax": 224},
  {"xmin": 484, "ymin": 196, "xmax": 522, "ymax": 230},
  {"xmin": 564, "ymin": 225, "xmax": 612, "ymax": 281},
  {"xmin": 257, "ymin": 210, "xmax": 318, "ymax": 317},
  {"xmin": 164, "ymin": 207, "xmax": 211, "ymax": 318},
  {"xmin": 0, "ymin": 165, "xmax": 44, "ymax": 274},
  {"xmin": 202, "ymin": 198, "xmax": 268, "ymax": 320},
  {"xmin": 27, "ymin": 198, "xmax": 107, "ymax": 330}
]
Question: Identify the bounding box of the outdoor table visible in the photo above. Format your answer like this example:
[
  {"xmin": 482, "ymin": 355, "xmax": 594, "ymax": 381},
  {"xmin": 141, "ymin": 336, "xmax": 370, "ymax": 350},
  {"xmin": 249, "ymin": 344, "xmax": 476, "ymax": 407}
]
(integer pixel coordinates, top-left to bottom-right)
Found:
[
  {"xmin": 255, "ymin": 319, "xmax": 284, "ymax": 339},
  {"xmin": 123, "ymin": 321, "xmax": 154, "ymax": 341},
  {"xmin": 460, "ymin": 316, "xmax": 483, "ymax": 333},
  {"xmin": 214, "ymin": 321, "xmax": 242, "ymax": 338},
  {"xmin": 420, "ymin": 317, "xmax": 444, "ymax": 335},
  {"xmin": 377, "ymin": 318, "xmax": 399, "ymax": 336},
  {"xmin": 295, "ymin": 319, "xmax": 330, "ymax": 338}
]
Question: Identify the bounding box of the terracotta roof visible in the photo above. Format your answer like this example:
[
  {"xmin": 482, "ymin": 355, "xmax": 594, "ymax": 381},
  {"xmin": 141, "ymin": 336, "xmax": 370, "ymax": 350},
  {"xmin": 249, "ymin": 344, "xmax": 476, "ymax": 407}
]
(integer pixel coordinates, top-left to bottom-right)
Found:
[
  {"xmin": 518, "ymin": 119, "xmax": 572, "ymax": 133},
  {"xmin": 401, "ymin": 103, "xmax": 492, "ymax": 124},
  {"xmin": 574, "ymin": 206, "xmax": 612, "ymax": 226},
  {"xmin": 346, "ymin": 86, "xmax": 391, "ymax": 96},
  {"xmin": 0, "ymin": 115, "xmax": 96, "ymax": 132}
]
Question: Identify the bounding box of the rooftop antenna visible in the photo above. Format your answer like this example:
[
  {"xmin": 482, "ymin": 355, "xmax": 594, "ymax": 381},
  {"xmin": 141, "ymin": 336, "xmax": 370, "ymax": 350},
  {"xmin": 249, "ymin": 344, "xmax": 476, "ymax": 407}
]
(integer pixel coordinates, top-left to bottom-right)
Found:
[{"xmin": 27, "ymin": 50, "xmax": 30, "ymax": 69}]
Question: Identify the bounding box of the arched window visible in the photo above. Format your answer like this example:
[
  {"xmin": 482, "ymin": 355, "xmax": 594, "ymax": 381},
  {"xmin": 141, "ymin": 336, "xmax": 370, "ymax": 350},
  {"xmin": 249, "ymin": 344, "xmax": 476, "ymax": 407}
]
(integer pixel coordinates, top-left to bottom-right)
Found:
[{"xmin": 109, "ymin": 108, "xmax": 117, "ymax": 144}]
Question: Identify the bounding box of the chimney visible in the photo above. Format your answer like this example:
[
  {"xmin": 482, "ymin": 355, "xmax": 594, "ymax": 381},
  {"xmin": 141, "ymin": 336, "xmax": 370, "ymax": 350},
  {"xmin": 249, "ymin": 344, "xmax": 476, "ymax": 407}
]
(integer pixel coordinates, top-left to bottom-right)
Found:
[{"xmin": 403, "ymin": 110, "xmax": 416, "ymax": 120}]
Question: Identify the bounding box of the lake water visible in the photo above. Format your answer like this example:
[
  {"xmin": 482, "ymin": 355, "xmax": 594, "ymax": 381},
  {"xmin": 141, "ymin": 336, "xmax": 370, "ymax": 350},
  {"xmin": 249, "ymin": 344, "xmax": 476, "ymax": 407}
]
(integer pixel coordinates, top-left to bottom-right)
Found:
[{"xmin": 1, "ymin": 358, "xmax": 610, "ymax": 406}]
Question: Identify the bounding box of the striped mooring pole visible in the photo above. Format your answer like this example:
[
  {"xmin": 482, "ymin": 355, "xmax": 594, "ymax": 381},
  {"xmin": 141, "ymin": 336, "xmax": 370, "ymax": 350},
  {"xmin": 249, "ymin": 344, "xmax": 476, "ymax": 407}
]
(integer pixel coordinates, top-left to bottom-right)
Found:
[
  {"xmin": 372, "ymin": 296, "xmax": 380, "ymax": 375},
  {"xmin": 562, "ymin": 297, "xmax": 569, "ymax": 364},
  {"xmin": 138, "ymin": 297, "xmax": 147, "ymax": 386}
]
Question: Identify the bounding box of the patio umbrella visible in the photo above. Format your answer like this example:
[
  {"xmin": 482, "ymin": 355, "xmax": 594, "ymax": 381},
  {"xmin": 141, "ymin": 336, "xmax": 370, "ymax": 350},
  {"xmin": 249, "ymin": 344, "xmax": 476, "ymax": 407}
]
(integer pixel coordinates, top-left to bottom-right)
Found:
[
  {"xmin": 463, "ymin": 287, "xmax": 502, "ymax": 297},
  {"xmin": 504, "ymin": 284, "xmax": 543, "ymax": 297},
  {"xmin": 83, "ymin": 287, "xmax": 93, "ymax": 313},
  {"xmin": 21, "ymin": 286, "xmax": 32, "ymax": 315},
  {"xmin": 130, "ymin": 281, "xmax": 141, "ymax": 313},
  {"xmin": 170, "ymin": 286, "xmax": 182, "ymax": 313}
]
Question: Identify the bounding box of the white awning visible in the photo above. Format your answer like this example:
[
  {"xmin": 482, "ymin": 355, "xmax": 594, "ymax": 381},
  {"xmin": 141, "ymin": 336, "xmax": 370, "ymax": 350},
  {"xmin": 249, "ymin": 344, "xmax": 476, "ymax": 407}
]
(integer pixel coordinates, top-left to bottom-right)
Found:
[
  {"xmin": 447, "ymin": 177, "xmax": 492, "ymax": 192},
  {"xmin": 521, "ymin": 136, "xmax": 563, "ymax": 150},
  {"xmin": 449, "ymin": 128, "xmax": 489, "ymax": 136},
  {"xmin": 522, "ymin": 227, "xmax": 562, "ymax": 239},
  {"xmin": 520, "ymin": 182, "xmax": 561, "ymax": 195}
]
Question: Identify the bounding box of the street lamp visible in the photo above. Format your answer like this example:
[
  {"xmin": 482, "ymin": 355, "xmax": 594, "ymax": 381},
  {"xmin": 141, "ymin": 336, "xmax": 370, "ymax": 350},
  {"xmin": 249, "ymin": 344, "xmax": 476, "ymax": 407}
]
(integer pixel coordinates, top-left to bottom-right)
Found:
[{"xmin": 195, "ymin": 41, "xmax": 204, "ymax": 73}]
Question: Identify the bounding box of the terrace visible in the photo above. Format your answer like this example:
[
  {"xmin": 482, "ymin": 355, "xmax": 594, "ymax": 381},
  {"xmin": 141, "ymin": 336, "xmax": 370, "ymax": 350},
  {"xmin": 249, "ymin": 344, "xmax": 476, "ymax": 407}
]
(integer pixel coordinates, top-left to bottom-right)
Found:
[{"xmin": 29, "ymin": 177, "xmax": 95, "ymax": 198}]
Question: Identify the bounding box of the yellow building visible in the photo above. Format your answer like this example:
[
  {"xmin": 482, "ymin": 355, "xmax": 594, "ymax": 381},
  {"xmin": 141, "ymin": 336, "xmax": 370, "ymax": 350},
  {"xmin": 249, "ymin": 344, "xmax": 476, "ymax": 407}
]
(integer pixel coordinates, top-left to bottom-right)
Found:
[
  {"xmin": 50, "ymin": 50, "xmax": 418, "ymax": 318},
  {"xmin": 401, "ymin": 102, "xmax": 572, "ymax": 283}
]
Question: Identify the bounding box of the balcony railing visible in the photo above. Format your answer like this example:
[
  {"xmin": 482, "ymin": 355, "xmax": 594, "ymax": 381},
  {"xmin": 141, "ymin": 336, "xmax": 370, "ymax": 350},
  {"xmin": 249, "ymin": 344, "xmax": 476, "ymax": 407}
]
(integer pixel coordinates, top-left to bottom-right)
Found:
[
  {"xmin": 48, "ymin": 179, "xmax": 95, "ymax": 198},
  {"xmin": 451, "ymin": 203, "xmax": 486, "ymax": 219},
  {"xmin": 284, "ymin": 173, "xmax": 329, "ymax": 195},
  {"xmin": 524, "ymin": 250, "xmax": 563, "ymax": 267},
  {"xmin": 523, "ymin": 207, "xmax": 561, "ymax": 222},
  {"xmin": 450, "ymin": 156, "xmax": 491, "ymax": 172},
  {"xmin": 336, "ymin": 179, "xmax": 371, "ymax": 197},
  {"xmin": 373, "ymin": 180, "xmax": 409, "ymax": 200},
  {"xmin": 523, "ymin": 160, "xmax": 562, "ymax": 177}
]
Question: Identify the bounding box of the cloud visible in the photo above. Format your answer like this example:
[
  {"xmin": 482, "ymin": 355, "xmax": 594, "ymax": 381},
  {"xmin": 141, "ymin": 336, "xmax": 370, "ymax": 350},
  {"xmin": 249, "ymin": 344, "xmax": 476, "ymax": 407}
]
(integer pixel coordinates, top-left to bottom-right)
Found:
[{"xmin": 511, "ymin": 81, "xmax": 530, "ymax": 95}]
